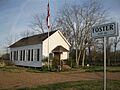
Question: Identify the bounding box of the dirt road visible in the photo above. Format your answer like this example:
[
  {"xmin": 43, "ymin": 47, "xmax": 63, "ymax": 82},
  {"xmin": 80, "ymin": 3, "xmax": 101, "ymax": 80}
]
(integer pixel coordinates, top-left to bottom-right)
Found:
[{"xmin": 0, "ymin": 72, "xmax": 120, "ymax": 90}]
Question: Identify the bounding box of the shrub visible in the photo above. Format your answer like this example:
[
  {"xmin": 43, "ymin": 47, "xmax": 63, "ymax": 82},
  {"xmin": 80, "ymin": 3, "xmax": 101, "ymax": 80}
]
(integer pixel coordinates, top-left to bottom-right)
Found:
[
  {"xmin": 0, "ymin": 60, "xmax": 14, "ymax": 67},
  {"xmin": 50, "ymin": 57, "xmax": 60, "ymax": 72},
  {"xmin": 41, "ymin": 65, "xmax": 48, "ymax": 71},
  {"xmin": 1, "ymin": 53, "xmax": 10, "ymax": 60},
  {"xmin": 42, "ymin": 57, "xmax": 48, "ymax": 63},
  {"xmin": 62, "ymin": 65, "xmax": 71, "ymax": 71},
  {"xmin": 66, "ymin": 58, "xmax": 76, "ymax": 68},
  {"xmin": 0, "ymin": 61, "xmax": 6, "ymax": 67},
  {"xmin": 5, "ymin": 60, "xmax": 14, "ymax": 66}
]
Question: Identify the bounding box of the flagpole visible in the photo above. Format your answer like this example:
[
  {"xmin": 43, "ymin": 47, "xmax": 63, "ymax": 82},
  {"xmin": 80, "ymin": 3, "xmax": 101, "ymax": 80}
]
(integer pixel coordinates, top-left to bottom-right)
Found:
[
  {"xmin": 47, "ymin": 0, "xmax": 50, "ymax": 70},
  {"xmin": 48, "ymin": 27, "xmax": 50, "ymax": 70}
]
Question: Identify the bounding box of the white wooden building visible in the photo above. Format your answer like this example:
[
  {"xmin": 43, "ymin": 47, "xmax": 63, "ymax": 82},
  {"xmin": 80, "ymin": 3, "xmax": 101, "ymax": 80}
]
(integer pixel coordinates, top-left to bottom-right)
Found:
[{"xmin": 9, "ymin": 30, "xmax": 70, "ymax": 67}]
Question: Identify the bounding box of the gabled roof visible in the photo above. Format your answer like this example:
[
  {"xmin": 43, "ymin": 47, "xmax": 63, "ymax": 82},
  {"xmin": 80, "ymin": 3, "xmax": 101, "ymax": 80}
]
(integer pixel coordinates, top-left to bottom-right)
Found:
[
  {"xmin": 9, "ymin": 30, "xmax": 57, "ymax": 48},
  {"xmin": 52, "ymin": 45, "xmax": 69, "ymax": 53},
  {"xmin": 57, "ymin": 30, "xmax": 71, "ymax": 46}
]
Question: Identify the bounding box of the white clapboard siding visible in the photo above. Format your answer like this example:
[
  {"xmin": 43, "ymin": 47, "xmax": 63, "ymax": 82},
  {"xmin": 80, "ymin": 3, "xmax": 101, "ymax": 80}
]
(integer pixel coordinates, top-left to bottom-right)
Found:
[
  {"xmin": 10, "ymin": 44, "xmax": 42, "ymax": 67},
  {"xmin": 43, "ymin": 30, "xmax": 70, "ymax": 59}
]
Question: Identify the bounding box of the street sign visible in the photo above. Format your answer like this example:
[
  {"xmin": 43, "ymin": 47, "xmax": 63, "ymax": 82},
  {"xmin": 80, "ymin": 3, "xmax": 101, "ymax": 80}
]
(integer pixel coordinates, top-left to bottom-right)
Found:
[
  {"xmin": 91, "ymin": 22, "xmax": 119, "ymax": 90},
  {"xmin": 92, "ymin": 22, "xmax": 118, "ymax": 38}
]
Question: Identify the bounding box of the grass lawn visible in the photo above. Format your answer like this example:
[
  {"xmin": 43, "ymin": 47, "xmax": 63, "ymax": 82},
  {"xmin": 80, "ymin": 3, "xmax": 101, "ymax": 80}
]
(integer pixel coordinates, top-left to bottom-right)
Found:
[
  {"xmin": 0, "ymin": 59, "xmax": 120, "ymax": 73},
  {"xmin": 17, "ymin": 80, "xmax": 120, "ymax": 90},
  {"xmin": 71, "ymin": 66, "xmax": 120, "ymax": 72},
  {"xmin": 0, "ymin": 66, "xmax": 44, "ymax": 73},
  {"xmin": 0, "ymin": 65, "xmax": 120, "ymax": 73}
]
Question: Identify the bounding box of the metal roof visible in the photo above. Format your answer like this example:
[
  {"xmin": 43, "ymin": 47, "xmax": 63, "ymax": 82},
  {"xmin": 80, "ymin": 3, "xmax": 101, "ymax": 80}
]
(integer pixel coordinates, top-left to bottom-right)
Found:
[{"xmin": 9, "ymin": 30, "xmax": 57, "ymax": 48}]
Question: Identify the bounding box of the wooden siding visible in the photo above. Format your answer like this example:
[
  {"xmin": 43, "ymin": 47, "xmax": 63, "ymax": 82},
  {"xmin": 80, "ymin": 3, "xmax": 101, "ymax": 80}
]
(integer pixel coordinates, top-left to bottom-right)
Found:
[
  {"xmin": 10, "ymin": 44, "xmax": 42, "ymax": 67},
  {"xmin": 42, "ymin": 30, "xmax": 70, "ymax": 59}
]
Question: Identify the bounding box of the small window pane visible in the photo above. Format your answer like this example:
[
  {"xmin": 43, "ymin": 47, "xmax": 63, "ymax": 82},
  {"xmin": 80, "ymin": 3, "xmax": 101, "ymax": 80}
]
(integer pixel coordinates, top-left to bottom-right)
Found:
[
  {"xmin": 10, "ymin": 52, "xmax": 12, "ymax": 60},
  {"xmin": 31, "ymin": 49, "xmax": 33, "ymax": 61},
  {"xmin": 20, "ymin": 50, "xmax": 22, "ymax": 61},
  {"xmin": 16, "ymin": 51, "xmax": 18, "ymax": 60},
  {"xmin": 37, "ymin": 49, "xmax": 39, "ymax": 61},
  {"xmin": 28, "ymin": 50, "xmax": 30, "ymax": 61},
  {"xmin": 23, "ymin": 50, "xmax": 25, "ymax": 61}
]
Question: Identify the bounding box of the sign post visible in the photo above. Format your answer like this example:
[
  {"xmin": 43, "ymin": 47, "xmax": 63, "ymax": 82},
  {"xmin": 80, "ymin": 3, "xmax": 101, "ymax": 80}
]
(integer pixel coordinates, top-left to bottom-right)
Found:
[
  {"xmin": 91, "ymin": 22, "xmax": 118, "ymax": 90},
  {"xmin": 104, "ymin": 36, "xmax": 107, "ymax": 90}
]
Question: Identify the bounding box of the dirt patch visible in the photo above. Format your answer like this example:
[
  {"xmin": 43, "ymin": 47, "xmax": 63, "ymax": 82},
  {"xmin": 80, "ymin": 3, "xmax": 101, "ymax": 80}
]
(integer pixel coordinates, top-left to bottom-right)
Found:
[{"xmin": 0, "ymin": 72, "xmax": 119, "ymax": 90}]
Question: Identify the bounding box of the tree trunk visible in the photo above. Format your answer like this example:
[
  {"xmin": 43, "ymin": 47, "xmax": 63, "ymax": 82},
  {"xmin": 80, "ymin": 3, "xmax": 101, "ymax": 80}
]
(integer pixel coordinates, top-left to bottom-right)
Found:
[
  {"xmin": 70, "ymin": 49, "xmax": 73, "ymax": 68},
  {"xmin": 76, "ymin": 45, "xmax": 81, "ymax": 68},
  {"xmin": 82, "ymin": 49, "xmax": 86, "ymax": 67},
  {"xmin": 88, "ymin": 46, "xmax": 92, "ymax": 65},
  {"xmin": 77, "ymin": 49, "xmax": 82, "ymax": 68},
  {"xmin": 107, "ymin": 48, "xmax": 110, "ymax": 66},
  {"xmin": 114, "ymin": 44, "xmax": 117, "ymax": 65},
  {"xmin": 106, "ymin": 37, "xmax": 110, "ymax": 66},
  {"xmin": 92, "ymin": 46, "xmax": 96, "ymax": 65},
  {"xmin": 75, "ymin": 48, "xmax": 79, "ymax": 68}
]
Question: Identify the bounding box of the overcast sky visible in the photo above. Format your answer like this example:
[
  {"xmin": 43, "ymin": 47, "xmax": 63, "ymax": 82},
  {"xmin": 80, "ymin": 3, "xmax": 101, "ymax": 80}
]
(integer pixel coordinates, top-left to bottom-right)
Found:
[{"xmin": 0, "ymin": 0, "xmax": 120, "ymax": 54}]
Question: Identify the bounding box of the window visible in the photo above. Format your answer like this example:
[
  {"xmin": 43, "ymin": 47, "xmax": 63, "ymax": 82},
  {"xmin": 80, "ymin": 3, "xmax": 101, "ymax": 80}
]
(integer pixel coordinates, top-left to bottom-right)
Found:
[
  {"xmin": 37, "ymin": 49, "xmax": 40, "ymax": 61},
  {"xmin": 10, "ymin": 52, "xmax": 12, "ymax": 60},
  {"xmin": 23, "ymin": 50, "xmax": 25, "ymax": 61},
  {"xmin": 31, "ymin": 49, "xmax": 33, "ymax": 61},
  {"xmin": 14, "ymin": 51, "xmax": 15, "ymax": 60},
  {"xmin": 16, "ymin": 51, "xmax": 18, "ymax": 60},
  {"xmin": 14, "ymin": 51, "xmax": 18, "ymax": 61},
  {"xmin": 28, "ymin": 50, "xmax": 30, "ymax": 61},
  {"xmin": 20, "ymin": 50, "xmax": 22, "ymax": 61}
]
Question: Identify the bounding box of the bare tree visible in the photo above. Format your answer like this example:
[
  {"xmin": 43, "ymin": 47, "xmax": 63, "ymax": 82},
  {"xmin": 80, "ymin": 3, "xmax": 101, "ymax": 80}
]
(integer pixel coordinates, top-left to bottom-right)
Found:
[
  {"xmin": 20, "ymin": 29, "xmax": 35, "ymax": 38},
  {"xmin": 93, "ymin": 36, "xmax": 119, "ymax": 66},
  {"xmin": 29, "ymin": 14, "xmax": 58, "ymax": 33},
  {"xmin": 106, "ymin": 37, "xmax": 114, "ymax": 66},
  {"xmin": 30, "ymin": 14, "xmax": 46, "ymax": 33},
  {"xmin": 2, "ymin": 34, "xmax": 14, "ymax": 59},
  {"xmin": 113, "ymin": 36, "xmax": 120, "ymax": 64},
  {"xmin": 57, "ymin": 0, "xmax": 107, "ymax": 67}
]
